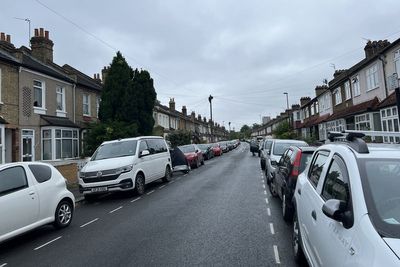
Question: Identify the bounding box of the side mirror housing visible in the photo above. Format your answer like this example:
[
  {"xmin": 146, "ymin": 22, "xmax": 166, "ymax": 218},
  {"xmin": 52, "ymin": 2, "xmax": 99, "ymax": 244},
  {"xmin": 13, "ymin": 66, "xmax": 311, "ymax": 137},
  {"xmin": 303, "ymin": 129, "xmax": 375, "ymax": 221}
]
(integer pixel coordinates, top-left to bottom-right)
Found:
[
  {"xmin": 139, "ymin": 150, "xmax": 150, "ymax": 158},
  {"xmin": 322, "ymin": 199, "xmax": 353, "ymax": 229}
]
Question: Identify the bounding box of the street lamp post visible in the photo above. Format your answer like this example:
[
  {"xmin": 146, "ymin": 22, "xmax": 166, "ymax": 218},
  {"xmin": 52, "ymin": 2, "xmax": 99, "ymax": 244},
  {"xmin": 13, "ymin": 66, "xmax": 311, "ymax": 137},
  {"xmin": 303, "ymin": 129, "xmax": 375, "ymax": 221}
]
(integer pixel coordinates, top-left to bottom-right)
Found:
[{"xmin": 209, "ymin": 95, "xmax": 213, "ymax": 142}]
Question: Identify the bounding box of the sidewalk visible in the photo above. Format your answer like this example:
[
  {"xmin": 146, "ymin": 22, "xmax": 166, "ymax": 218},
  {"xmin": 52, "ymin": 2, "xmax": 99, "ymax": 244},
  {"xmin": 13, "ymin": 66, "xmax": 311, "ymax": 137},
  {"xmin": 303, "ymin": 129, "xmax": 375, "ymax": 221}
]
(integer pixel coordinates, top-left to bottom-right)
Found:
[{"xmin": 67, "ymin": 183, "xmax": 84, "ymax": 203}]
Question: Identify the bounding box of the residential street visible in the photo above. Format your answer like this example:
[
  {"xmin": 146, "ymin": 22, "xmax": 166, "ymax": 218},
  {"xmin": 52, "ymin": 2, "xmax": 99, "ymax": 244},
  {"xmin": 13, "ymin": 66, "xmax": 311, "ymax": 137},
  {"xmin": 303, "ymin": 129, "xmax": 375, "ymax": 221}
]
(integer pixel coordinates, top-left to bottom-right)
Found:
[{"xmin": 0, "ymin": 143, "xmax": 305, "ymax": 267}]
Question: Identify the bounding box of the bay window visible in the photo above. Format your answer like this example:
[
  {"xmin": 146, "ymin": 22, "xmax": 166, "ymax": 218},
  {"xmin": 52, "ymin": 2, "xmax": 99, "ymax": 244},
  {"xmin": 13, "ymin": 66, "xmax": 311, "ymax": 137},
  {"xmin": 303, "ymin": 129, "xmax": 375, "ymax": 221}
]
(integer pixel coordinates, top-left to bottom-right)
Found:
[{"xmin": 42, "ymin": 128, "xmax": 79, "ymax": 160}]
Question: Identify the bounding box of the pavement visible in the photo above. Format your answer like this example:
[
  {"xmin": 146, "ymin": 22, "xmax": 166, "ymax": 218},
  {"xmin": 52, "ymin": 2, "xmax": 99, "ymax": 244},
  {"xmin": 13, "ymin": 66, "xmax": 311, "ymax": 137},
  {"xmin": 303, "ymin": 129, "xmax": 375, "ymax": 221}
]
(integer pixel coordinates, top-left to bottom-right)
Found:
[{"xmin": 0, "ymin": 143, "xmax": 307, "ymax": 267}]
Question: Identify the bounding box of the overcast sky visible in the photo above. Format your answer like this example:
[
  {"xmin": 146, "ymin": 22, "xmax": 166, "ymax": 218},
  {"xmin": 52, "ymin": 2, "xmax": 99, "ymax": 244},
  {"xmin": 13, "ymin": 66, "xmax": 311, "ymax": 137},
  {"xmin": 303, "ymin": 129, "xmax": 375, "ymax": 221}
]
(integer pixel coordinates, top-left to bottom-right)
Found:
[{"xmin": 2, "ymin": 0, "xmax": 400, "ymax": 130}]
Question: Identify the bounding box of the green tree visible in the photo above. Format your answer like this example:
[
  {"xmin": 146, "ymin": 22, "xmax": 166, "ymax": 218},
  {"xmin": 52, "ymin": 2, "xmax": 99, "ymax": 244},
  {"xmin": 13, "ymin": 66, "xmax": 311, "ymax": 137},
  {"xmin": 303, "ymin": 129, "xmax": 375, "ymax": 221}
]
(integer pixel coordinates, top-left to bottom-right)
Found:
[
  {"xmin": 166, "ymin": 131, "xmax": 192, "ymax": 147},
  {"xmin": 240, "ymin": 124, "xmax": 251, "ymax": 138},
  {"xmin": 273, "ymin": 121, "xmax": 298, "ymax": 139}
]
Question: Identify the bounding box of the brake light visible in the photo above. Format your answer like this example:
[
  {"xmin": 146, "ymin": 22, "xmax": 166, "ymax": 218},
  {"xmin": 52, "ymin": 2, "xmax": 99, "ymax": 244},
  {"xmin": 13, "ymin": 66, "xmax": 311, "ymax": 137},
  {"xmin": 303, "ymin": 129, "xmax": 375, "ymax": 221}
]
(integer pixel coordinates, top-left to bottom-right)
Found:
[{"xmin": 291, "ymin": 151, "xmax": 302, "ymax": 177}]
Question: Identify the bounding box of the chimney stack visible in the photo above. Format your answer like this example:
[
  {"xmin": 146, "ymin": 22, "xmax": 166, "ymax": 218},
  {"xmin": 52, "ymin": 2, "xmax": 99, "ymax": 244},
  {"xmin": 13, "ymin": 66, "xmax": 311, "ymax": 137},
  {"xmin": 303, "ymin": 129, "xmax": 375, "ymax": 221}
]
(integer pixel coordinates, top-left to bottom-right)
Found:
[
  {"xmin": 0, "ymin": 32, "xmax": 15, "ymax": 53},
  {"xmin": 101, "ymin": 66, "xmax": 110, "ymax": 84},
  {"xmin": 30, "ymin": 28, "xmax": 54, "ymax": 63},
  {"xmin": 169, "ymin": 98, "xmax": 175, "ymax": 111},
  {"xmin": 197, "ymin": 114, "xmax": 202, "ymax": 121},
  {"xmin": 191, "ymin": 111, "xmax": 196, "ymax": 120},
  {"xmin": 182, "ymin": 106, "xmax": 187, "ymax": 116},
  {"xmin": 315, "ymin": 85, "xmax": 328, "ymax": 97},
  {"xmin": 300, "ymin": 97, "xmax": 311, "ymax": 107},
  {"xmin": 333, "ymin": 69, "xmax": 347, "ymax": 78},
  {"xmin": 364, "ymin": 40, "xmax": 391, "ymax": 58}
]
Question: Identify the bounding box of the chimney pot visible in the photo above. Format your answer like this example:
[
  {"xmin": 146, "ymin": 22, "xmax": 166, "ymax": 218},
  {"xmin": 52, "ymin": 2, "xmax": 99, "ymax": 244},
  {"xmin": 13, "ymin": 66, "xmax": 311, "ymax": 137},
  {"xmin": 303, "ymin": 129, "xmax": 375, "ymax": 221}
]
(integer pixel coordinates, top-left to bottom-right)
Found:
[
  {"xmin": 0, "ymin": 33, "xmax": 4, "ymax": 41},
  {"xmin": 34, "ymin": 28, "xmax": 39, "ymax": 37},
  {"xmin": 6, "ymin": 34, "xmax": 10, "ymax": 42},
  {"xmin": 39, "ymin": 28, "xmax": 44, "ymax": 37},
  {"xmin": 45, "ymin": 30, "xmax": 49, "ymax": 39}
]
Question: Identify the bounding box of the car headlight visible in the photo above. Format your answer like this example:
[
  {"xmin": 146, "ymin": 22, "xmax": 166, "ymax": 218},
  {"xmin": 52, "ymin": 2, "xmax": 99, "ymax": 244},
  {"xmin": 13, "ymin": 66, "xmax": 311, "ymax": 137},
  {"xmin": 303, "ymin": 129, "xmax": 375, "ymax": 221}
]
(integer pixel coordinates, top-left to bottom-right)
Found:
[
  {"xmin": 116, "ymin": 165, "xmax": 133, "ymax": 174},
  {"xmin": 79, "ymin": 172, "xmax": 85, "ymax": 178}
]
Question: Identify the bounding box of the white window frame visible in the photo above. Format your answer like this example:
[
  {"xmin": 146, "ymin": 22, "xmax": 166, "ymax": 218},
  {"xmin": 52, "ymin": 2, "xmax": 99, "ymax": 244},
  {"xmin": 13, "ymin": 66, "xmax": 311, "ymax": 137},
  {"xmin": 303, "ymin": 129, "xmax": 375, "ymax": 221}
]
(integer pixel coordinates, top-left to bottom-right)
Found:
[
  {"xmin": 344, "ymin": 81, "xmax": 351, "ymax": 100},
  {"xmin": 0, "ymin": 125, "xmax": 4, "ymax": 164},
  {"xmin": 334, "ymin": 88, "xmax": 342, "ymax": 106},
  {"xmin": 83, "ymin": 93, "xmax": 91, "ymax": 116},
  {"xmin": 394, "ymin": 49, "xmax": 400, "ymax": 78},
  {"xmin": 311, "ymin": 104, "xmax": 315, "ymax": 116},
  {"xmin": 355, "ymin": 113, "xmax": 372, "ymax": 131},
  {"xmin": 56, "ymin": 86, "xmax": 67, "ymax": 117},
  {"xmin": 0, "ymin": 68, "xmax": 2, "ymax": 104},
  {"xmin": 366, "ymin": 64, "xmax": 379, "ymax": 91},
  {"xmin": 352, "ymin": 75, "xmax": 360, "ymax": 97},
  {"xmin": 21, "ymin": 129, "xmax": 35, "ymax": 161},
  {"xmin": 381, "ymin": 107, "xmax": 400, "ymax": 143},
  {"xmin": 33, "ymin": 80, "xmax": 46, "ymax": 114},
  {"xmin": 41, "ymin": 127, "xmax": 79, "ymax": 160}
]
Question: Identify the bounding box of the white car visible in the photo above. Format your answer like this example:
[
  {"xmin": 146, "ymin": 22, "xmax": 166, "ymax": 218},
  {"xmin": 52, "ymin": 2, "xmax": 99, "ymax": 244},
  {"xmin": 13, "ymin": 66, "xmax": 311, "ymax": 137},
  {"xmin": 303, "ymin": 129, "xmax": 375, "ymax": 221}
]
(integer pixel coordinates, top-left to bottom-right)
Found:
[
  {"xmin": 79, "ymin": 136, "xmax": 172, "ymax": 200},
  {"xmin": 0, "ymin": 162, "xmax": 75, "ymax": 243},
  {"xmin": 293, "ymin": 132, "xmax": 400, "ymax": 266}
]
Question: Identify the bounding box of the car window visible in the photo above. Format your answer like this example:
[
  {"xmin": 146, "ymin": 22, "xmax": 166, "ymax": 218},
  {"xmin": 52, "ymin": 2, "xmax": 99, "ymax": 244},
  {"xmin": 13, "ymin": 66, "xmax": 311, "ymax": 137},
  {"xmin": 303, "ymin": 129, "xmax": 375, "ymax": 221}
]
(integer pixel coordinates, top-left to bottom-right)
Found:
[
  {"xmin": 146, "ymin": 139, "xmax": 159, "ymax": 154},
  {"xmin": 264, "ymin": 140, "xmax": 272, "ymax": 150},
  {"xmin": 92, "ymin": 140, "xmax": 138, "ymax": 160},
  {"xmin": 321, "ymin": 156, "xmax": 350, "ymax": 203},
  {"xmin": 29, "ymin": 164, "xmax": 52, "ymax": 183},
  {"xmin": 284, "ymin": 149, "xmax": 293, "ymax": 169},
  {"xmin": 139, "ymin": 140, "xmax": 148, "ymax": 154},
  {"xmin": 279, "ymin": 150, "xmax": 288, "ymax": 166},
  {"xmin": 308, "ymin": 151, "xmax": 329, "ymax": 188},
  {"xmin": 156, "ymin": 139, "xmax": 168, "ymax": 153},
  {"xmin": 299, "ymin": 152, "xmax": 313, "ymax": 173},
  {"xmin": 273, "ymin": 142, "xmax": 306, "ymax": 156},
  {"xmin": 0, "ymin": 166, "xmax": 28, "ymax": 196}
]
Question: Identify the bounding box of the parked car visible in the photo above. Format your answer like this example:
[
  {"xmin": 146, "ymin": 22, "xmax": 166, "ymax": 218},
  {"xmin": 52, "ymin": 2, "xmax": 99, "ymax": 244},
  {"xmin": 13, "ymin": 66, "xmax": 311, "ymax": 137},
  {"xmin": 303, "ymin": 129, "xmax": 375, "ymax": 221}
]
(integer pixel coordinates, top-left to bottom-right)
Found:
[
  {"xmin": 212, "ymin": 143, "xmax": 223, "ymax": 156},
  {"xmin": 197, "ymin": 144, "xmax": 214, "ymax": 160},
  {"xmin": 265, "ymin": 139, "xmax": 308, "ymax": 190},
  {"xmin": 250, "ymin": 139, "xmax": 259, "ymax": 156},
  {"xmin": 169, "ymin": 146, "xmax": 190, "ymax": 174},
  {"xmin": 260, "ymin": 139, "xmax": 274, "ymax": 170},
  {"xmin": 271, "ymin": 146, "xmax": 316, "ymax": 221},
  {"xmin": 79, "ymin": 136, "xmax": 172, "ymax": 200},
  {"xmin": 179, "ymin": 144, "xmax": 204, "ymax": 168},
  {"xmin": 0, "ymin": 162, "xmax": 75, "ymax": 243},
  {"xmin": 220, "ymin": 142, "xmax": 229, "ymax": 153},
  {"xmin": 258, "ymin": 139, "xmax": 265, "ymax": 157},
  {"xmin": 293, "ymin": 132, "xmax": 400, "ymax": 266}
]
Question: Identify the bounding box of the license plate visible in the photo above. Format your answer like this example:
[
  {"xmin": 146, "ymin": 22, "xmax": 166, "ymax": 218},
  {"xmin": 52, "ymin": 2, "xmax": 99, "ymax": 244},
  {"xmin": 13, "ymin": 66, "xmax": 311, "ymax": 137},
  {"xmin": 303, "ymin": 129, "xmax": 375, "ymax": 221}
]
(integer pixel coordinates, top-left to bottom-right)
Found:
[{"xmin": 91, "ymin": 187, "xmax": 108, "ymax": 193}]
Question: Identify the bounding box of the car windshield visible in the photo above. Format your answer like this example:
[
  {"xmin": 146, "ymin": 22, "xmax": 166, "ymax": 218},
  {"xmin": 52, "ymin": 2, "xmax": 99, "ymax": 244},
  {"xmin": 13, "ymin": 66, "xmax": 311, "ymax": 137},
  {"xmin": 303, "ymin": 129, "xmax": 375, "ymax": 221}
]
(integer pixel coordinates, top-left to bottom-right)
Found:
[
  {"xmin": 358, "ymin": 158, "xmax": 400, "ymax": 238},
  {"xmin": 300, "ymin": 152, "xmax": 314, "ymax": 173},
  {"xmin": 92, "ymin": 140, "xmax": 137, "ymax": 160},
  {"xmin": 179, "ymin": 145, "xmax": 195, "ymax": 153},
  {"xmin": 197, "ymin": 144, "xmax": 208, "ymax": 150},
  {"xmin": 273, "ymin": 142, "xmax": 306, "ymax": 156}
]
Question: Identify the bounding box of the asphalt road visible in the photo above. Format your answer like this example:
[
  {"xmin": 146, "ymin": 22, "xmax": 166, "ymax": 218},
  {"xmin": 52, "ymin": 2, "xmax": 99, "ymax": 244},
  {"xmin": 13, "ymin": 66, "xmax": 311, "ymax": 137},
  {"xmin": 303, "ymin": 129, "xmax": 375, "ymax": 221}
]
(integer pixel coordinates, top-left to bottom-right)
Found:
[{"xmin": 0, "ymin": 143, "xmax": 307, "ymax": 267}]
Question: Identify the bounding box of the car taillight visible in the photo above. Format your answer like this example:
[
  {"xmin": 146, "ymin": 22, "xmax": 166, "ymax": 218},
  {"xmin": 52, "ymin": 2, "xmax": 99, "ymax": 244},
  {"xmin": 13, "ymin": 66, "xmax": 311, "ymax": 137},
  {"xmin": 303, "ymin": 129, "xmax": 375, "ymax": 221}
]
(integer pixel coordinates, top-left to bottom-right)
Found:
[{"xmin": 291, "ymin": 151, "xmax": 302, "ymax": 177}]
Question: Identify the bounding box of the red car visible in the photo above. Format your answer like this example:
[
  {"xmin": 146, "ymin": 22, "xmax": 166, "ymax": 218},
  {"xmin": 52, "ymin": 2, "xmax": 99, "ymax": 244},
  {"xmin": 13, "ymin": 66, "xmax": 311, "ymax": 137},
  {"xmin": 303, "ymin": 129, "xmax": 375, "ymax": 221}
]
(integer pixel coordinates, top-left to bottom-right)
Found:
[
  {"xmin": 178, "ymin": 144, "xmax": 204, "ymax": 168},
  {"xmin": 211, "ymin": 143, "xmax": 223, "ymax": 156}
]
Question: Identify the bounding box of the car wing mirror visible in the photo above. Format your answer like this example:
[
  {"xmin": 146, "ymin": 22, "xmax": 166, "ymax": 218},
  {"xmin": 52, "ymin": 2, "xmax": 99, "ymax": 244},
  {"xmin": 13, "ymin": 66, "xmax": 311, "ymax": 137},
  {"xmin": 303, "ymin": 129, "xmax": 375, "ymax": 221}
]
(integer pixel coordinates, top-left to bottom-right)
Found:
[
  {"xmin": 322, "ymin": 199, "xmax": 353, "ymax": 228},
  {"xmin": 139, "ymin": 149, "xmax": 150, "ymax": 158}
]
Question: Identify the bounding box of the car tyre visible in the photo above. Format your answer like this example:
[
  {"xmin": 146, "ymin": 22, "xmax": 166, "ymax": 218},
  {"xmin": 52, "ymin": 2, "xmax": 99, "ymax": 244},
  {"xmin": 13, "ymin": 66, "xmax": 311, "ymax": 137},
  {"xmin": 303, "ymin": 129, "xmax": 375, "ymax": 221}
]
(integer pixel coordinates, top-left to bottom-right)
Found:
[
  {"xmin": 201, "ymin": 158, "xmax": 205, "ymax": 165},
  {"xmin": 268, "ymin": 178, "xmax": 278, "ymax": 198},
  {"xmin": 162, "ymin": 166, "xmax": 172, "ymax": 182},
  {"xmin": 282, "ymin": 190, "xmax": 293, "ymax": 222},
  {"xmin": 135, "ymin": 173, "xmax": 145, "ymax": 195},
  {"xmin": 293, "ymin": 210, "xmax": 306, "ymax": 263},
  {"xmin": 261, "ymin": 161, "xmax": 265, "ymax": 170},
  {"xmin": 53, "ymin": 200, "xmax": 73, "ymax": 229}
]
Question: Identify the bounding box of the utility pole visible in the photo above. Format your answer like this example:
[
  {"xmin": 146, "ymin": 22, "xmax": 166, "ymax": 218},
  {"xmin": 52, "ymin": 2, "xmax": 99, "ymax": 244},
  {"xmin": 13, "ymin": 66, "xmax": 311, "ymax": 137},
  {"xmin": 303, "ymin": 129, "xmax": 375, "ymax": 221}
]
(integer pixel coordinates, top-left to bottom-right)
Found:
[{"xmin": 209, "ymin": 95, "xmax": 213, "ymax": 142}]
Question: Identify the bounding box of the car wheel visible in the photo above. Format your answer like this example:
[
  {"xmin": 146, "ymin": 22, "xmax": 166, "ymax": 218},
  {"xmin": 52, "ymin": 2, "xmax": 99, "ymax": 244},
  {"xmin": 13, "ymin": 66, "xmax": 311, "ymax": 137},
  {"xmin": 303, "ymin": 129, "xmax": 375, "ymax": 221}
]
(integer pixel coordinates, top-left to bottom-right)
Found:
[
  {"xmin": 162, "ymin": 166, "xmax": 172, "ymax": 182},
  {"xmin": 268, "ymin": 178, "xmax": 278, "ymax": 197},
  {"xmin": 135, "ymin": 174, "xmax": 145, "ymax": 195},
  {"xmin": 261, "ymin": 161, "xmax": 265, "ymax": 170},
  {"xmin": 201, "ymin": 158, "xmax": 205, "ymax": 165},
  {"xmin": 293, "ymin": 211, "xmax": 306, "ymax": 263},
  {"xmin": 53, "ymin": 200, "xmax": 73, "ymax": 229},
  {"xmin": 282, "ymin": 190, "xmax": 293, "ymax": 222}
]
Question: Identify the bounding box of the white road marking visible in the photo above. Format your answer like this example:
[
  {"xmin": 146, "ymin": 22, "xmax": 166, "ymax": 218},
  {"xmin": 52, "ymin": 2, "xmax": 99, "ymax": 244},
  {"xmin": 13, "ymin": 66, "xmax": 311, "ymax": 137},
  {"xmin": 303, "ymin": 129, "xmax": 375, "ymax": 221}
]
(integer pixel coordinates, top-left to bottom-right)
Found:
[
  {"xmin": 158, "ymin": 185, "xmax": 166, "ymax": 189},
  {"xmin": 183, "ymin": 174, "xmax": 187, "ymax": 176},
  {"xmin": 146, "ymin": 190, "xmax": 155, "ymax": 195},
  {"xmin": 270, "ymin": 223, "xmax": 275, "ymax": 235},
  {"xmin": 263, "ymin": 190, "xmax": 267, "ymax": 195},
  {"xmin": 169, "ymin": 181, "xmax": 175, "ymax": 184},
  {"xmin": 262, "ymin": 184, "xmax": 265, "ymax": 189},
  {"xmin": 34, "ymin": 236, "xmax": 62, "ymax": 251},
  {"xmin": 267, "ymin": 208, "xmax": 271, "ymax": 216},
  {"xmin": 273, "ymin": 245, "xmax": 281, "ymax": 264},
  {"xmin": 80, "ymin": 218, "xmax": 99, "ymax": 228},
  {"xmin": 130, "ymin": 197, "xmax": 141, "ymax": 203},
  {"xmin": 265, "ymin": 198, "xmax": 269, "ymax": 204},
  {"xmin": 109, "ymin": 206, "xmax": 123, "ymax": 213},
  {"xmin": 0, "ymin": 263, "xmax": 8, "ymax": 267}
]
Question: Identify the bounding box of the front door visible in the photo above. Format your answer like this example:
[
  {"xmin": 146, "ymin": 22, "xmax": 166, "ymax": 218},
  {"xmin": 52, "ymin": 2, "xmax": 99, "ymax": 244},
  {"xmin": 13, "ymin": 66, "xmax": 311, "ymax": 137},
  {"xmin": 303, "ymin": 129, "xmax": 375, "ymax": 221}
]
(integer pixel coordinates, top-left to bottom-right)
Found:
[{"xmin": 22, "ymin": 130, "xmax": 34, "ymax": 162}]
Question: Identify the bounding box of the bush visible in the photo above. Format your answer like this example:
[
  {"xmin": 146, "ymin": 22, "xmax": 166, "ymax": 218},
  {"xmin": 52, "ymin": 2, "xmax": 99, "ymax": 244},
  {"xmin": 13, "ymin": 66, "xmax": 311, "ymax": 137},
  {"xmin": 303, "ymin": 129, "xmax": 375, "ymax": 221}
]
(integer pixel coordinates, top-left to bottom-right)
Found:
[{"xmin": 166, "ymin": 131, "xmax": 192, "ymax": 147}]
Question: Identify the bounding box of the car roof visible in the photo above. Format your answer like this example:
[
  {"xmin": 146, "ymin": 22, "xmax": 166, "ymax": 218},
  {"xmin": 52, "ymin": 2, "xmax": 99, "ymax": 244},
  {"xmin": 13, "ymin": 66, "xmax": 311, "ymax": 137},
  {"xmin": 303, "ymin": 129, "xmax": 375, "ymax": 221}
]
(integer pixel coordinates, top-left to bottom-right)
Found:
[
  {"xmin": 296, "ymin": 146, "xmax": 317, "ymax": 152},
  {"xmin": 101, "ymin": 136, "xmax": 163, "ymax": 145},
  {"xmin": 319, "ymin": 143, "xmax": 400, "ymax": 159},
  {"xmin": 273, "ymin": 139, "xmax": 307, "ymax": 144}
]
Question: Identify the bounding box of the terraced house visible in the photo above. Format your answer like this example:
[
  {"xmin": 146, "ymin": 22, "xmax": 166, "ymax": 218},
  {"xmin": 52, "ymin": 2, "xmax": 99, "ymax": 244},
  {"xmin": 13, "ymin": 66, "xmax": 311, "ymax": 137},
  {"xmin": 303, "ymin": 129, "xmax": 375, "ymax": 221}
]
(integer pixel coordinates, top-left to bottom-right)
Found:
[{"xmin": 0, "ymin": 28, "xmax": 101, "ymax": 164}]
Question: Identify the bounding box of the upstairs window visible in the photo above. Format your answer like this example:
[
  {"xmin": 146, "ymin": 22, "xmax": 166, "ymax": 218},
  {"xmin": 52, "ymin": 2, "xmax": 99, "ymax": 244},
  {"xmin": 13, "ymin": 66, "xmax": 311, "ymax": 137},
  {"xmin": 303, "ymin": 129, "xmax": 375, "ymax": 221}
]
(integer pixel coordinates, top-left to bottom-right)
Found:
[
  {"xmin": 334, "ymin": 88, "xmax": 342, "ymax": 105},
  {"xmin": 0, "ymin": 68, "xmax": 2, "ymax": 103},
  {"xmin": 366, "ymin": 64, "xmax": 379, "ymax": 91},
  {"xmin": 83, "ymin": 93, "xmax": 90, "ymax": 116},
  {"xmin": 352, "ymin": 76, "xmax": 360, "ymax": 96},
  {"xmin": 394, "ymin": 49, "xmax": 400, "ymax": 78},
  {"xmin": 344, "ymin": 81, "xmax": 351, "ymax": 100},
  {"xmin": 33, "ymin": 80, "xmax": 45, "ymax": 108},
  {"xmin": 56, "ymin": 86, "xmax": 65, "ymax": 111}
]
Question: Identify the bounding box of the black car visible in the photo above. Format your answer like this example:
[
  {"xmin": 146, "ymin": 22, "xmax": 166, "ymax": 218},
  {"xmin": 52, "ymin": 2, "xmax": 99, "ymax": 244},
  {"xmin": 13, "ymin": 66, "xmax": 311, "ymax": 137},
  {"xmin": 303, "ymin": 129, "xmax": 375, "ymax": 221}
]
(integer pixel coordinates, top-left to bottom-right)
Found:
[
  {"xmin": 270, "ymin": 146, "xmax": 316, "ymax": 222},
  {"xmin": 197, "ymin": 144, "xmax": 214, "ymax": 160}
]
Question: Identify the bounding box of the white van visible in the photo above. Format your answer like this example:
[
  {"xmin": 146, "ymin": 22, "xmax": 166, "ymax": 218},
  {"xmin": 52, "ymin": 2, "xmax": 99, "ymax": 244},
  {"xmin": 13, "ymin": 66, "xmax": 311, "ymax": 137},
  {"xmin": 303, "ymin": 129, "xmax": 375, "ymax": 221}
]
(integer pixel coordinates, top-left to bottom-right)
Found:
[{"xmin": 79, "ymin": 136, "xmax": 172, "ymax": 200}]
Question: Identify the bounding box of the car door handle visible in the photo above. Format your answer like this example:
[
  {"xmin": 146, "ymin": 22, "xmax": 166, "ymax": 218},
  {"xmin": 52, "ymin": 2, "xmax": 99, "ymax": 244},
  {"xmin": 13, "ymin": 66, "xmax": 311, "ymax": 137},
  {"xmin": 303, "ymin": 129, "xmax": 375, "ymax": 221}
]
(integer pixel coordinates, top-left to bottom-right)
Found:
[
  {"xmin": 297, "ymin": 188, "xmax": 301, "ymax": 195},
  {"xmin": 311, "ymin": 210, "xmax": 317, "ymax": 221}
]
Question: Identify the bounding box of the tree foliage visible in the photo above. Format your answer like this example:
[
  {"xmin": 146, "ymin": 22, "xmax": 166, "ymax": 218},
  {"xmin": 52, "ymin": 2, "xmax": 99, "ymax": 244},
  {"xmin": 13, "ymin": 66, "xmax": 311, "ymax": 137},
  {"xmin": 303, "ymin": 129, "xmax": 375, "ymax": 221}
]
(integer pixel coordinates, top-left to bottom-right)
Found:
[
  {"xmin": 166, "ymin": 131, "xmax": 192, "ymax": 147},
  {"xmin": 240, "ymin": 124, "xmax": 251, "ymax": 138},
  {"xmin": 273, "ymin": 121, "xmax": 298, "ymax": 139},
  {"xmin": 85, "ymin": 52, "xmax": 157, "ymax": 156}
]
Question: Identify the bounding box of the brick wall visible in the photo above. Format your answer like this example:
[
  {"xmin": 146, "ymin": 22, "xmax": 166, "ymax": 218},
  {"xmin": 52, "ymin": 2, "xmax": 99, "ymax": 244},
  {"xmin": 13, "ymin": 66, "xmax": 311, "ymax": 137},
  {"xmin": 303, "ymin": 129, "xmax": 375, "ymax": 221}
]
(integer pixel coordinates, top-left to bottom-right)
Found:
[{"xmin": 55, "ymin": 163, "xmax": 78, "ymax": 184}]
